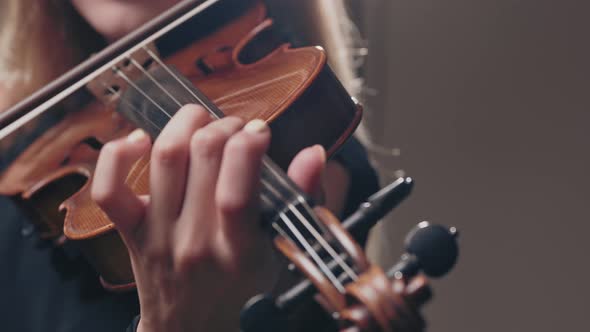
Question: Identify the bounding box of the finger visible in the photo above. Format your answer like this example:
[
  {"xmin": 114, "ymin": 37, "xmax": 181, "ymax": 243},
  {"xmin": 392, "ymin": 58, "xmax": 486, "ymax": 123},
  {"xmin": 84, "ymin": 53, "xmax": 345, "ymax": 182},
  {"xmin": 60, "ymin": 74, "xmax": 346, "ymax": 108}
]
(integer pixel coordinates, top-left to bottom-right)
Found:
[
  {"xmin": 175, "ymin": 116, "xmax": 244, "ymax": 245},
  {"xmin": 215, "ymin": 119, "xmax": 270, "ymax": 256},
  {"xmin": 92, "ymin": 129, "xmax": 151, "ymax": 240},
  {"xmin": 287, "ymin": 144, "xmax": 326, "ymax": 201},
  {"xmin": 149, "ymin": 104, "xmax": 211, "ymax": 246}
]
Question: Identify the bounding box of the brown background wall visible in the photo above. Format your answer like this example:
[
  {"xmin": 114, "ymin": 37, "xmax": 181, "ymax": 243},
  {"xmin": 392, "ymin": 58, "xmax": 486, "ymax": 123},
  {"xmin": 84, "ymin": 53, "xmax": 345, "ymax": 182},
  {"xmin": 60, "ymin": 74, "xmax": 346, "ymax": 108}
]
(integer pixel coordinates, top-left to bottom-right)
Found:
[{"xmin": 355, "ymin": 1, "xmax": 590, "ymax": 331}]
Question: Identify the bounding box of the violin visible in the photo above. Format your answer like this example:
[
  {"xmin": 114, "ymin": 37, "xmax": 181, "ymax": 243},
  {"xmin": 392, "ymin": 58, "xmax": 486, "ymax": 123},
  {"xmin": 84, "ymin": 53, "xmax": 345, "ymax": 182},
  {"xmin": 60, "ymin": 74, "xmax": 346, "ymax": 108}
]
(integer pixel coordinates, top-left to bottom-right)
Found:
[{"xmin": 0, "ymin": 0, "xmax": 459, "ymax": 330}]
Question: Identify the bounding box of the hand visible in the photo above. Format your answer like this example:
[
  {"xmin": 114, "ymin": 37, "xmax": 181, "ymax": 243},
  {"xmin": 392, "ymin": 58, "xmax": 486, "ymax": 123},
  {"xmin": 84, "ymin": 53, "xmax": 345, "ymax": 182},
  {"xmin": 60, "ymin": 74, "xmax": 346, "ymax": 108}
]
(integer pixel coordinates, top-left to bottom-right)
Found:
[{"xmin": 91, "ymin": 105, "xmax": 327, "ymax": 332}]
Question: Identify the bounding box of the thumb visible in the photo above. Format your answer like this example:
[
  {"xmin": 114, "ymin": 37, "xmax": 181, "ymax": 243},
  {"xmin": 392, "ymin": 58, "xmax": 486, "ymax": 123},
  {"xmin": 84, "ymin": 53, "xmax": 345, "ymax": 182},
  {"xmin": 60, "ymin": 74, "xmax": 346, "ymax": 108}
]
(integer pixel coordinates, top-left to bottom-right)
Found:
[{"xmin": 287, "ymin": 145, "xmax": 326, "ymax": 203}]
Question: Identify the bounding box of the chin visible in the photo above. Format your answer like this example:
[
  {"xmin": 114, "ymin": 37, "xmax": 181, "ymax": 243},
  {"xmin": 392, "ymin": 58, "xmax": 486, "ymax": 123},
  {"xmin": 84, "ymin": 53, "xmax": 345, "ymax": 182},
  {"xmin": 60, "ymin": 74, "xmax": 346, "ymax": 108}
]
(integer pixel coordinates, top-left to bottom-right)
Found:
[{"xmin": 71, "ymin": 0, "xmax": 182, "ymax": 42}]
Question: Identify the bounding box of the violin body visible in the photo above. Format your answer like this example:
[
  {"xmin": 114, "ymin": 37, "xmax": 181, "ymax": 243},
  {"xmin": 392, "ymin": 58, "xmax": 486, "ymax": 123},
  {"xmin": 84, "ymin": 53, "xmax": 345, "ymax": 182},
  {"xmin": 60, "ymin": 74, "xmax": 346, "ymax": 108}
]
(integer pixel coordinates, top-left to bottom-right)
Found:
[{"xmin": 0, "ymin": 0, "xmax": 360, "ymax": 287}]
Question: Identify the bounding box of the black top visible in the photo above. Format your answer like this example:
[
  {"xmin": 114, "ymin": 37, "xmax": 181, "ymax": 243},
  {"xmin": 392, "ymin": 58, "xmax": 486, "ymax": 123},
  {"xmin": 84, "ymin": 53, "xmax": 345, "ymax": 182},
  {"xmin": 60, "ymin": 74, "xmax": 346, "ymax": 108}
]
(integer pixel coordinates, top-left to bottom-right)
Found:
[{"xmin": 0, "ymin": 137, "xmax": 378, "ymax": 332}]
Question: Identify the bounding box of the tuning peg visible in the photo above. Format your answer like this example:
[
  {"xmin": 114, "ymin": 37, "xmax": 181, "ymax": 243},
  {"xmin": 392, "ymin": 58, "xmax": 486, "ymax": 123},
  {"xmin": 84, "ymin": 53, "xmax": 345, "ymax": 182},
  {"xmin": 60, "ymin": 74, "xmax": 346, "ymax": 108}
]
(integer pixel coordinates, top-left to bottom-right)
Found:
[{"xmin": 389, "ymin": 221, "xmax": 459, "ymax": 279}]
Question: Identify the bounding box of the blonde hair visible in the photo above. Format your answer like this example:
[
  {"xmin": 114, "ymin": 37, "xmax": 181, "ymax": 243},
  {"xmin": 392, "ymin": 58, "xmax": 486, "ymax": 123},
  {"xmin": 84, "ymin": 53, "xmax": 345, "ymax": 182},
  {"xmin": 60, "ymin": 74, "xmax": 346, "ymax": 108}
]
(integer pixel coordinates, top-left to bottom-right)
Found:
[
  {"xmin": 267, "ymin": 0, "xmax": 364, "ymax": 98},
  {"xmin": 0, "ymin": 0, "xmax": 361, "ymax": 109},
  {"xmin": 0, "ymin": 0, "xmax": 101, "ymax": 109}
]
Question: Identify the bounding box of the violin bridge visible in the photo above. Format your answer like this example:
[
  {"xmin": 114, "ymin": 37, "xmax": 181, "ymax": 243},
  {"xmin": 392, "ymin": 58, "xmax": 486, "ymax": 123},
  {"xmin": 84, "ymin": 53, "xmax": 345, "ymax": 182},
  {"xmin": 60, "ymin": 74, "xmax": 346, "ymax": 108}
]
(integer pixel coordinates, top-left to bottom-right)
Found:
[{"xmin": 86, "ymin": 42, "xmax": 160, "ymax": 105}]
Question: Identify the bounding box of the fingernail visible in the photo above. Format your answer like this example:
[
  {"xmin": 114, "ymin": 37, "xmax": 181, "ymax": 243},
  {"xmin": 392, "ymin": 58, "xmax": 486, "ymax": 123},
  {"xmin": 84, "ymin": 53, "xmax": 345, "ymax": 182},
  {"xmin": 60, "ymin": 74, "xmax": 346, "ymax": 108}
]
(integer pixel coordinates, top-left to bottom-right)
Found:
[
  {"xmin": 127, "ymin": 129, "xmax": 148, "ymax": 143},
  {"xmin": 313, "ymin": 144, "xmax": 327, "ymax": 161},
  {"xmin": 244, "ymin": 119, "xmax": 268, "ymax": 133}
]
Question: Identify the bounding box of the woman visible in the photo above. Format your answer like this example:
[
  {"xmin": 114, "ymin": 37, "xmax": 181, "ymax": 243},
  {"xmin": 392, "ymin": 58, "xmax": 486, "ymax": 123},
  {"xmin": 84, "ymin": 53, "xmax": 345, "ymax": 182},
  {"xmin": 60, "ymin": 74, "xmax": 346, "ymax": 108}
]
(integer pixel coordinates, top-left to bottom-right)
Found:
[{"xmin": 0, "ymin": 1, "xmax": 378, "ymax": 331}]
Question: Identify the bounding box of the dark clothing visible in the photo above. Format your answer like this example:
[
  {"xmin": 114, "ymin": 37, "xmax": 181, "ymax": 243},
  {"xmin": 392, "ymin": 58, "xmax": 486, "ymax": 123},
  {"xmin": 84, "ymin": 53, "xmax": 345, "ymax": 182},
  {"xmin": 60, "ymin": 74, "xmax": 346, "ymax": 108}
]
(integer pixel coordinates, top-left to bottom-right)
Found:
[
  {"xmin": 0, "ymin": 197, "xmax": 140, "ymax": 331},
  {"xmin": 0, "ymin": 137, "xmax": 378, "ymax": 332}
]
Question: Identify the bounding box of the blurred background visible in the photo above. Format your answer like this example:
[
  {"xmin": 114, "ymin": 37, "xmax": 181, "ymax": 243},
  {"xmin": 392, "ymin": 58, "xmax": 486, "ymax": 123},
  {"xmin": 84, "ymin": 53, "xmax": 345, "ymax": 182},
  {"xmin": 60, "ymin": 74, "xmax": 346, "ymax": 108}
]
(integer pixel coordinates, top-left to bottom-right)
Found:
[{"xmin": 351, "ymin": 1, "xmax": 590, "ymax": 331}]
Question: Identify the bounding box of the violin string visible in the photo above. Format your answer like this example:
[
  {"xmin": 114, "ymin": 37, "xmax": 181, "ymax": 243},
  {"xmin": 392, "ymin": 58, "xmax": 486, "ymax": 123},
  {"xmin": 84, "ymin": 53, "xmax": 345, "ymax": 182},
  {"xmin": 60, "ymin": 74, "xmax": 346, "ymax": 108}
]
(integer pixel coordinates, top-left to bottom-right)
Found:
[
  {"xmin": 143, "ymin": 48, "xmax": 221, "ymax": 119},
  {"xmin": 99, "ymin": 82, "xmax": 164, "ymax": 133},
  {"xmin": 261, "ymin": 193, "xmax": 345, "ymax": 293},
  {"xmin": 261, "ymin": 178, "xmax": 358, "ymax": 281},
  {"xmin": 141, "ymin": 49, "xmax": 357, "ymax": 280},
  {"xmin": 113, "ymin": 67, "xmax": 175, "ymax": 120},
  {"xmin": 112, "ymin": 53, "xmax": 356, "ymax": 289},
  {"xmin": 128, "ymin": 57, "xmax": 183, "ymax": 108}
]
